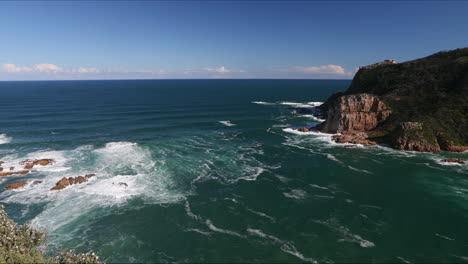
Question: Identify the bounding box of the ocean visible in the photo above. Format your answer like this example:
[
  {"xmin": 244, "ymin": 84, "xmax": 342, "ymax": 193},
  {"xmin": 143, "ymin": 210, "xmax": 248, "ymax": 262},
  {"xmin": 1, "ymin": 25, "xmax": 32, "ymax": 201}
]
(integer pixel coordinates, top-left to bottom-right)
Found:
[{"xmin": 0, "ymin": 80, "xmax": 467, "ymax": 263}]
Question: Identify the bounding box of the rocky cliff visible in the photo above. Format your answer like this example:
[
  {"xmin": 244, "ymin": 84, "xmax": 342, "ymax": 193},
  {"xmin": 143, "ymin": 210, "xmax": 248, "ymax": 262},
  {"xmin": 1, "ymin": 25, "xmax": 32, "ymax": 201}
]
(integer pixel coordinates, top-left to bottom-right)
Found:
[{"xmin": 317, "ymin": 47, "xmax": 468, "ymax": 152}]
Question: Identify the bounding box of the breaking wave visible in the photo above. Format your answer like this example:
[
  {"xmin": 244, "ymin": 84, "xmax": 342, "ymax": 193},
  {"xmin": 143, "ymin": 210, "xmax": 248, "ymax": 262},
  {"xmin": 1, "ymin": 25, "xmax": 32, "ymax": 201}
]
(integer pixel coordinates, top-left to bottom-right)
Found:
[
  {"xmin": 0, "ymin": 142, "xmax": 186, "ymax": 241},
  {"xmin": 218, "ymin": 120, "xmax": 236, "ymax": 127},
  {"xmin": 0, "ymin": 134, "xmax": 12, "ymax": 144}
]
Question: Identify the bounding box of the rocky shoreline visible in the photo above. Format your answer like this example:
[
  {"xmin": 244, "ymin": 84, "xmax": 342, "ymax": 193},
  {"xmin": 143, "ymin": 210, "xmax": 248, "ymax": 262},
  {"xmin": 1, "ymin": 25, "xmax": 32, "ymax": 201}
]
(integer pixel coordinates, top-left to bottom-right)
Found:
[{"xmin": 294, "ymin": 48, "xmax": 468, "ymax": 154}]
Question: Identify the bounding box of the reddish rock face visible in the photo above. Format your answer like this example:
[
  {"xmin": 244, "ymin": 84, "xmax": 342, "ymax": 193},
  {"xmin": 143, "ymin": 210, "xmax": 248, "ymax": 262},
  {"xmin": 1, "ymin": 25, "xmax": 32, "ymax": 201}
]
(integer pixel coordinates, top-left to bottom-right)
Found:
[
  {"xmin": 318, "ymin": 94, "xmax": 391, "ymax": 134},
  {"xmin": 68, "ymin": 177, "xmax": 75, "ymax": 185},
  {"xmin": 57, "ymin": 177, "xmax": 70, "ymax": 186},
  {"xmin": 50, "ymin": 174, "xmax": 95, "ymax": 191},
  {"xmin": 332, "ymin": 132, "xmax": 377, "ymax": 146},
  {"xmin": 75, "ymin": 176, "xmax": 86, "ymax": 184},
  {"xmin": 51, "ymin": 185, "xmax": 66, "ymax": 191},
  {"xmin": 0, "ymin": 170, "xmax": 29, "ymax": 177},
  {"xmin": 22, "ymin": 159, "xmax": 54, "ymax": 169},
  {"xmin": 5, "ymin": 182, "xmax": 27, "ymax": 190}
]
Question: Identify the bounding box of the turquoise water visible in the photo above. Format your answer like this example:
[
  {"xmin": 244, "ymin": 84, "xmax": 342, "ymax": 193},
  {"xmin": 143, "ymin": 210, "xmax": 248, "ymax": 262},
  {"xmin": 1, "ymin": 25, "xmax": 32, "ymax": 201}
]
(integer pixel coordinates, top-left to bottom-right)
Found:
[{"xmin": 0, "ymin": 80, "xmax": 467, "ymax": 263}]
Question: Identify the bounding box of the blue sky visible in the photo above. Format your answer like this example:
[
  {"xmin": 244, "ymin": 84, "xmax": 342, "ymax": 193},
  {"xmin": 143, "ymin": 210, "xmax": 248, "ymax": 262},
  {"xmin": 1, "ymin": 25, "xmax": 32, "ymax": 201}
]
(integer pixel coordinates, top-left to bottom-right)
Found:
[{"xmin": 1, "ymin": 1, "xmax": 467, "ymax": 80}]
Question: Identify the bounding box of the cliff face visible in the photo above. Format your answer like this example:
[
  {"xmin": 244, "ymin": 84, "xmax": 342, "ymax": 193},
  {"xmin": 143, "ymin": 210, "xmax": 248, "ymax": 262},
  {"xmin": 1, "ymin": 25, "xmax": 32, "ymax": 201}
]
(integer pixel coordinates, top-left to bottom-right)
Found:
[
  {"xmin": 316, "ymin": 93, "xmax": 391, "ymax": 133},
  {"xmin": 317, "ymin": 47, "xmax": 468, "ymax": 152}
]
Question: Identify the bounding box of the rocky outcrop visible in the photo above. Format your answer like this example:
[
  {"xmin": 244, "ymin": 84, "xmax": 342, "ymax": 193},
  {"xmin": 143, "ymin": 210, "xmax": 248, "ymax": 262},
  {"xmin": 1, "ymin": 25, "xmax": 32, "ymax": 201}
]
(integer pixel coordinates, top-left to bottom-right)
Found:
[
  {"xmin": 441, "ymin": 158, "xmax": 466, "ymax": 164},
  {"xmin": 392, "ymin": 122, "xmax": 441, "ymax": 152},
  {"xmin": 0, "ymin": 170, "xmax": 29, "ymax": 177},
  {"xmin": 296, "ymin": 127, "xmax": 310, "ymax": 132},
  {"xmin": 317, "ymin": 93, "xmax": 391, "ymax": 134},
  {"xmin": 316, "ymin": 48, "xmax": 468, "ymax": 152},
  {"xmin": 332, "ymin": 132, "xmax": 377, "ymax": 146},
  {"xmin": 5, "ymin": 182, "xmax": 27, "ymax": 190},
  {"xmin": 20, "ymin": 159, "xmax": 54, "ymax": 169},
  {"xmin": 50, "ymin": 174, "xmax": 95, "ymax": 191}
]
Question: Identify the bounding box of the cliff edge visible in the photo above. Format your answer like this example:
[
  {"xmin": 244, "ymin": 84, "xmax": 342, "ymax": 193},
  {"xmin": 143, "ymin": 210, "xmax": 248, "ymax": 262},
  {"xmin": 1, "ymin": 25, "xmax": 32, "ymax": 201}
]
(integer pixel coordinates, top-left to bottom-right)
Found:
[{"xmin": 316, "ymin": 47, "xmax": 468, "ymax": 152}]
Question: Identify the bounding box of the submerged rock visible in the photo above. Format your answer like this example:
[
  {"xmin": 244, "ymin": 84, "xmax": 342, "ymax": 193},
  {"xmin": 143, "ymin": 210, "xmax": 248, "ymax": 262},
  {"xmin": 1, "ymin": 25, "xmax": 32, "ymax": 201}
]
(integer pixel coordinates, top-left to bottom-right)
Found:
[
  {"xmin": 296, "ymin": 127, "xmax": 310, "ymax": 132},
  {"xmin": 0, "ymin": 167, "xmax": 3, "ymax": 172},
  {"xmin": 32, "ymin": 180, "xmax": 43, "ymax": 185},
  {"xmin": 5, "ymin": 182, "xmax": 27, "ymax": 190}
]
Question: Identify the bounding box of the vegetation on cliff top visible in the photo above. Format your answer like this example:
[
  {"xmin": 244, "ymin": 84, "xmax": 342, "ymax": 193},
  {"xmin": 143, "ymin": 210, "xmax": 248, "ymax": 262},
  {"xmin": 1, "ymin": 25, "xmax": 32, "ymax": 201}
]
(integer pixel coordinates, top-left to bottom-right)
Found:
[
  {"xmin": 0, "ymin": 204, "xmax": 103, "ymax": 264},
  {"xmin": 321, "ymin": 47, "xmax": 468, "ymax": 148}
]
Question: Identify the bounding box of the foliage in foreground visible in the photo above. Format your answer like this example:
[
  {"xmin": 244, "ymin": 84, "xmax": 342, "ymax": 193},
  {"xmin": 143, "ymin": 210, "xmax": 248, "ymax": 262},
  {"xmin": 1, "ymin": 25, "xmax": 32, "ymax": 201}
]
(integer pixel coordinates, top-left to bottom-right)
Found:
[{"xmin": 0, "ymin": 204, "xmax": 103, "ymax": 264}]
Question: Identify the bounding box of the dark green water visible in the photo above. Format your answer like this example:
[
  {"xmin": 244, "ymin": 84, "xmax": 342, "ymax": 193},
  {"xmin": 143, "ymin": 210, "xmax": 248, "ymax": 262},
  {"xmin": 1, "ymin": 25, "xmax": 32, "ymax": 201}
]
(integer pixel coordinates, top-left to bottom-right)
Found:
[{"xmin": 0, "ymin": 80, "xmax": 467, "ymax": 263}]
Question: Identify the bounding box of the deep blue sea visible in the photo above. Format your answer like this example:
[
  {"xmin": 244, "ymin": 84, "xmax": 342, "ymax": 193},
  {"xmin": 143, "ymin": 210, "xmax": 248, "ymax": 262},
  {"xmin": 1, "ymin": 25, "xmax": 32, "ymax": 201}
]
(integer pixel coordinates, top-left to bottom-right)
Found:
[{"xmin": 0, "ymin": 80, "xmax": 467, "ymax": 263}]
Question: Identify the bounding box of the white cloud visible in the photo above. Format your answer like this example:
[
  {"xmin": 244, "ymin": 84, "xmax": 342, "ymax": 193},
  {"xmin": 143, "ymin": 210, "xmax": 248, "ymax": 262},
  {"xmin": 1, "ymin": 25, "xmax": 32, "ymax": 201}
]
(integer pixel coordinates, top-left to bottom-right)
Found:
[
  {"xmin": 281, "ymin": 64, "xmax": 356, "ymax": 76},
  {"xmin": 2, "ymin": 64, "xmax": 33, "ymax": 72},
  {"xmin": 33, "ymin": 63, "xmax": 63, "ymax": 72},
  {"xmin": 204, "ymin": 66, "xmax": 244, "ymax": 73},
  {"xmin": 74, "ymin": 67, "xmax": 100, "ymax": 73},
  {"xmin": 2, "ymin": 63, "xmax": 63, "ymax": 73},
  {"xmin": 284, "ymin": 64, "xmax": 351, "ymax": 75}
]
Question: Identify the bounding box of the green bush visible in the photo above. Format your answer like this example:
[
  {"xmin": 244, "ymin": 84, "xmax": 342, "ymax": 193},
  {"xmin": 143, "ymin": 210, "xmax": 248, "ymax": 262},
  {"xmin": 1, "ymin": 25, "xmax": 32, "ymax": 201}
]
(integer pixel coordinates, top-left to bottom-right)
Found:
[{"xmin": 0, "ymin": 205, "xmax": 103, "ymax": 264}]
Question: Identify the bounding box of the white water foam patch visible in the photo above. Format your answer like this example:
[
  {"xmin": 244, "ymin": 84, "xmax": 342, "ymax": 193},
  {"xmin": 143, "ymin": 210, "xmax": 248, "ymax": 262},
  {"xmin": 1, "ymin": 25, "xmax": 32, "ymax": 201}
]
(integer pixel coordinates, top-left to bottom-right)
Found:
[
  {"xmin": 206, "ymin": 219, "xmax": 244, "ymax": 238},
  {"xmin": 2, "ymin": 142, "xmax": 185, "ymax": 236},
  {"xmin": 299, "ymin": 114, "xmax": 326, "ymax": 122},
  {"xmin": 0, "ymin": 149, "xmax": 70, "ymax": 173},
  {"xmin": 283, "ymin": 189, "xmax": 307, "ymax": 200},
  {"xmin": 218, "ymin": 120, "xmax": 236, "ymax": 127},
  {"xmin": 247, "ymin": 228, "xmax": 317, "ymax": 263},
  {"xmin": 0, "ymin": 134, "xmax": 12, "ymax": 144},
  {"xmin": 246, "ymin": 208, "xmax": 276, "ymax": 222},
  {"xmin": 251, "ymin": 101, "xmax": 274, "ymax": 105},
  {"xmin": 313, "ymin": 218, "xmax": 375, "ymax": 248},
  {"xmin": 280, "ymin": 101, "xmax": 322, "ymax": 108}
]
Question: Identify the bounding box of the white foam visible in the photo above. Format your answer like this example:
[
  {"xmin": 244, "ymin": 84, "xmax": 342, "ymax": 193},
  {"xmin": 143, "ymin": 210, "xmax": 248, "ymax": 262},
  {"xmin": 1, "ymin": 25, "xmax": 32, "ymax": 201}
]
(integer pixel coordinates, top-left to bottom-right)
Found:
[
  {"xmin": 218, "ymin": 120, "xmax": 236, "ymax": 127},
  {"xmin": 251, "ymin": 101, "xmax": 274, "ymax": 105},
  {"xmin": 247, "ymin": 228, "xmax": 317, "ymax": 263},
  {"xmin": 246, "ymin": 208, "xmax": 276, "ymax": 222},
  {"xmin": 280, "ymin": 101, "xmax": 319, "ymax": 108},
  {"xmin": 299, "ymin": 114, "xmax": 326, "ymax": 122},
  {"xmin": 307, "ymin": 102, "xmax": 324, "ymax": 106},
  {"xmin": 185, "ymin": 200, "xmax": 201, "ymax": 220},
  {"xmin": 205, "ymin": 219, "xmax": 244, "ymax": 238},
  {"xmin": 311, "ymin": 183, "xmax": 329, "ymax": 190},
  {"xmin": 185, "ymin": 228, "xmax": 212, "ymax": 236},
  {"xmin": 1, "ymin": 142, "xmax": 185, "ymax": 235},
  {"xmin": 0, "ymin": 134, "xmax": 12, "ymax": 144},
  {"xmin": 313, "ymin": 219, "xmax": 375, "ymax": 248},
  {"xmin": 435, "ymin": 233, "xmax": 455, "ymax": 241},
  {"xmin": 348, "ymin": 166, "xmax": 373, "ymax": 174},
  {"xmin": 396, "ymin": 256, "xmax": 411, "ymax": 263},
  {"xmin": 283, "ymin": 189, "xmax": 307, "ymax": 200},
  {"xmin": 435, "ymin": 159, "xmax": 466, "ymax": 167}
]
